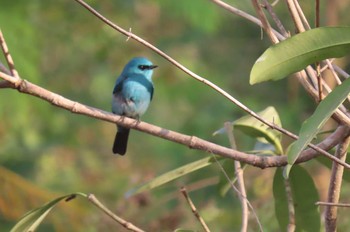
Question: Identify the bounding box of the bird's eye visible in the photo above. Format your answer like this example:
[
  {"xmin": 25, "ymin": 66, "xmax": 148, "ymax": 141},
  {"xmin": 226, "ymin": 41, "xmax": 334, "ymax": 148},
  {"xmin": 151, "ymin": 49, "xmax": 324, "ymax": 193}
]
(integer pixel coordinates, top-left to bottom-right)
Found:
[{"xmin": 138, "ymin": 65, "xmax": 149, "ymax": 70}]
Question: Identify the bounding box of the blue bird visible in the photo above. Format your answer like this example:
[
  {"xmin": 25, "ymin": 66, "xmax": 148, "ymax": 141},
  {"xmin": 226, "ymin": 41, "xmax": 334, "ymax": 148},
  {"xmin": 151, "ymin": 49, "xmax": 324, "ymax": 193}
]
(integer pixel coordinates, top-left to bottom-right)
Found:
[{"xmin": 112, "ymin": 57, "xmax": 157, "ymax": 155}]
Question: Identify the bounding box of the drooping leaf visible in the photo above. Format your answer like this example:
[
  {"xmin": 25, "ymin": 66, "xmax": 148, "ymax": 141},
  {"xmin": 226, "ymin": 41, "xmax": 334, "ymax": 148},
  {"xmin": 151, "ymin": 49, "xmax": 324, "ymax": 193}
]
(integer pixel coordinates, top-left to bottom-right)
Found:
[
  {"xmin": 233, "ymin": 106, "xmax": 283, "ymax": 154},
  {"xmin": 289, "ymin": 166, "xmax": 320, "ymax": 231},
  {"xmin": 273, "ymin": 168, "xmax": 289, "ymax": 230},
  {"xmin": 126, "ymin": 156, "xmax": 224, "ymax": 197},
  {"xmin": 285, "ymin": 77, "xmax": 350, "ymax": 177},
  {"xmin": 10, "ymin": 193, "xmax": 87, "ymax": 232},
  {"xmin": 273, "ymin": 166, "xmax": 320, "ymax": 231},
  {"xmin": 250, "ymin": 27, "xmax": 350, "ymax": 84}
]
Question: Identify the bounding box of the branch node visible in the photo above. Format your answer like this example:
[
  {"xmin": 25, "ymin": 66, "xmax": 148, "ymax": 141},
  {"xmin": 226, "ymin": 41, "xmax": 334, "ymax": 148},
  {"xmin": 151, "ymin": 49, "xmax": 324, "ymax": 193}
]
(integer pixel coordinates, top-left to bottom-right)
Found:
[
  {"xmin": 188, "ymin": 136, "xmax": 196, "ymax": 149},
  {"xmin": 126, "ymin": 28, "xmax": 132, "ymax": 41},
  {"xmin": 16, "ymin": 79, "xmax": 26, "ymax": 92},
  {"xmin": 71, "ymin": 101, "xmax": 79, "ymax": 113}
]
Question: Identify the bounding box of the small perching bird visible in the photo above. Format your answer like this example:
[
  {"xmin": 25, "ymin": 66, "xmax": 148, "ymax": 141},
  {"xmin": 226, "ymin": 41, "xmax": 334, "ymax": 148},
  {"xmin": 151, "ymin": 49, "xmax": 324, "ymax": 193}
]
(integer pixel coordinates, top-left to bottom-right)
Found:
[{"xmin": 112, "ymin": 57, "xmax": 157, "ymax": 155}]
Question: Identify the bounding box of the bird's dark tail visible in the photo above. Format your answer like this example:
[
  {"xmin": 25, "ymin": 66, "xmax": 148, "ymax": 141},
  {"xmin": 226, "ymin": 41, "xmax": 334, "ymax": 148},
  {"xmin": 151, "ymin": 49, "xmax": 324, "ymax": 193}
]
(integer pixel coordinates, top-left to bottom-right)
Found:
[{"xmin": 112, "ymin": 127, "xmax": 130, "ymax": 155}]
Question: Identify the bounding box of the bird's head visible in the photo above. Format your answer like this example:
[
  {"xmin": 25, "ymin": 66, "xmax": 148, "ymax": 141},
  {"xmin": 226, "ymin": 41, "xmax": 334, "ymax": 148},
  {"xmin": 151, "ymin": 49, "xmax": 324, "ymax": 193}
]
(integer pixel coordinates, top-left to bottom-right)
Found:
[{"xmin": 122, "ymin": 57, "xmax": 157, "ymax": 81}]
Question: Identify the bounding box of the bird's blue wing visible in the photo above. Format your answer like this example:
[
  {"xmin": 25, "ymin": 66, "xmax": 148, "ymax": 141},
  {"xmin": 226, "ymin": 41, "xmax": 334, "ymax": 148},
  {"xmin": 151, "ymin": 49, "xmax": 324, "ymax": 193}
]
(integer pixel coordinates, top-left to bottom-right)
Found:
[
  {"xmin": 113, "ymin": 75, "xmax": 126, "ymax": 94},
  {"xmin": 150, "ymin": 85, "xmax": 154, "ymax": 100}
]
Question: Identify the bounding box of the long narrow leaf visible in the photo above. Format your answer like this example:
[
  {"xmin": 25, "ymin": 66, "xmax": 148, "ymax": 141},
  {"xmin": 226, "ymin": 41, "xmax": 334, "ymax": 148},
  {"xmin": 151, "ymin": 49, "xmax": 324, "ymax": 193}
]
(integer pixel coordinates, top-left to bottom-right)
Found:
[
  {"xmin": 11, "ymin": 193, "xmax": 87, "ymax": 232},
  {"xmin": 250, "ymin": 27, "xmax": 350, "ymax": 84},
  {"xmin": 285, "ymin": 77, "xmax": 350, "ymax": 177},
  {"xmin": 127, "ymin": 156, "xmax": 224, "ymax": 196}
]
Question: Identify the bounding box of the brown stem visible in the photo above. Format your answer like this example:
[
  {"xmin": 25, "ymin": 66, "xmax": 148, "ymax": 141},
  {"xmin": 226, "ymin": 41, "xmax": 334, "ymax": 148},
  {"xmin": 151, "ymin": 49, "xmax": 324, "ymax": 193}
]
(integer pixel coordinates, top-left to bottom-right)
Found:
[
  {"xmin": 284, "ymin": 179, "xmax": 295, "ymax": 232},
  {"xmin": 1, "ymin": 69, "xmax": 350, "ymax": 169},
  {"xmin": 0, "ymin": 30, "xmax": 19, "ymax": 78},
  {"xmin": 251, "ymin": 0, "xmax": 279, "ymax": 44},
  {"xmin": 180, "ymin": 187, "xmax": 211, "ymax": 232},
  {"xmin": 316, "ymin": 202, "xmax": 350, "ymax": 207},
  {"xmin": 87, "ymin": 194, "xmax": 145, "ymax": 232},
  {"xmin": 324, "ymin": 135, "xmax": 350, "ymax": 232},
  {"xmin": 224, "ymin": 122, "xmax": 248, "ymax": 232}
]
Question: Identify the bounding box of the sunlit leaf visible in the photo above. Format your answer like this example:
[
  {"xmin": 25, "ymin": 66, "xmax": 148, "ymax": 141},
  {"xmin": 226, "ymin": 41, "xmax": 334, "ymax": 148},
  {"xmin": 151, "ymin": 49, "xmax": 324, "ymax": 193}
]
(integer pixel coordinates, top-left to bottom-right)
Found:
[
  {"xmin": 273, "ymin": 166, "xmax": 320, "ymax": 231},
  {"xmin": 127, "ymin": 156, "xmax": 224, "ymax": 197},
  {"xmin": 250, "ymin": 27, "xmax": 350, "ymax": 84},
  {"xmin": 10, "ymin": 193, "xmax": 87, "ymax": 232},
  {"xmin": 285, "ymin": 77, "xmax": 350, "ymax": 178},
  {"xmin": 233, "ymin": 106, "xmax": 283, "ymax": 154}
]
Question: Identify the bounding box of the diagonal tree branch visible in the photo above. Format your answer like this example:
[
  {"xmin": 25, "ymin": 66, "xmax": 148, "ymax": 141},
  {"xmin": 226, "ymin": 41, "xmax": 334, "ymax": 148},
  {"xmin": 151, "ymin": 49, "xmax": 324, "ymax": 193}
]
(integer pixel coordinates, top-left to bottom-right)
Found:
[{"xmin": 0, "ymin": 70, "xmax": 349, "ymax": 170}]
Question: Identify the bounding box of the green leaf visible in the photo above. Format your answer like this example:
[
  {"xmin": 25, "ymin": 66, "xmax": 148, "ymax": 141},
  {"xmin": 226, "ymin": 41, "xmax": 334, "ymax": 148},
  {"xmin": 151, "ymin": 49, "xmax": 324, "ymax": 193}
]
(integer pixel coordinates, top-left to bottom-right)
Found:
[
  {"xmin": 285, "ymin": 77, "xmax": 350, "ymax": 177},
  {"xmin": 290, "ymin": 166, "xmax": 320, "ymax": 231},
  {"xmin": 273, "ymin": 166, "xmax": 320, "ymax": 231},
  {"xmin": 233, "ymin": 106, "xmax": 283, "ymax": 154},
  {"xmin": 273, "ymin": 168, "xmax": 289, "ymax": 230},
  {"xmin": 10, "ymin": 193, "xmax": 87, "ymax": 232},
  {"xmin": 127, "ymin": 156, "xmax": 224, "ymax": 197},
  {"xmin": 174, "ymin": 229, "xmax": 195, "ymax": 232},
  {"xmin": 250, "ymin": 27, "xmax": 350, "ymax": 84}
]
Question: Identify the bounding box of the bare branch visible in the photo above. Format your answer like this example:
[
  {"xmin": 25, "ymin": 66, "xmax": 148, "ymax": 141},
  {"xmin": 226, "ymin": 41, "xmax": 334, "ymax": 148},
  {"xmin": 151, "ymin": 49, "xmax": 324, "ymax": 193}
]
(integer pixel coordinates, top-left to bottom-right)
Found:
[
  {"xmin": 224, "ymin": 122, "xmax": 248, "ymax": 232},
  {"xmin": 316, "ymin": 202, "xmax": 350, "ymax": 207},
  {"xmin": 284, "ymin": 179, "xmax": 296, "ymax": 232},
  {"xmin": 0, "ymin": 30, "xmax": 19, "ymax": 78},
  {"xmin": 210, "ymin": 0, "xmax": 285, "ymax": 40},
  {"xmin": 325, "ymin": 135, "xmax": 350, "ymax": 232},
  {"xmin": 251, "ymin": 0, "xmax": 279, "ymax": 44},
  {"xmin": 286, "ymin": 0, "xmax": 306, "ymax": 32},
  {"xmin": 87, "ymin": 194, "xmax": 145, "ymax": 232},
  {"xmin": 261, "ymin": 0, "xmax": 289, "ymax": 37},
  {"xmin": 0, "ymin": 70, "xmax": 349, "ymax": 169},
  {"xmin": 180, "ymin": 187, "xmax": 211, "ymax": 232},
  {"xmin": 212, "ymin": 155, "xmax": 263, "ymax": 231}
]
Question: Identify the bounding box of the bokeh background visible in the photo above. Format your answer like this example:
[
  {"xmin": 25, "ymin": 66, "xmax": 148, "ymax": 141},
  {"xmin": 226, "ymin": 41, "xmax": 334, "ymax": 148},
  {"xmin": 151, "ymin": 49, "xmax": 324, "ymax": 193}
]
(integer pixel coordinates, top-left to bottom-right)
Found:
[{"xmin": 1, "ymin": 0, "xmax": 350, "ymax": 231}]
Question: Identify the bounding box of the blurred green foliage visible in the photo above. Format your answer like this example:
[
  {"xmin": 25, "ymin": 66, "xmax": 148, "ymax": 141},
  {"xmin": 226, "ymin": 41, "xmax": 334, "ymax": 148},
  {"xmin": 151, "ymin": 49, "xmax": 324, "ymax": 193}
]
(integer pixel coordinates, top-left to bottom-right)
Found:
[{"xmin": 1, "ymin": 0, "xmax": 350, "ymax": 231}]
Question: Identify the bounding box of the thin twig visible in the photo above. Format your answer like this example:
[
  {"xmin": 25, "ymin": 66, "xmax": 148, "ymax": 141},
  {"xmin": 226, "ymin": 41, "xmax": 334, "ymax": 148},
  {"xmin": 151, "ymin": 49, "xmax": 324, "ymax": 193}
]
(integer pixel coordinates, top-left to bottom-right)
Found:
[
  {"xmin": 180, "ymin": 187, "xmax": 211, "ymax": 232},
  {"xmin": 284, "ymin": 179, "xmax": 296, "ymax": 232},
  {"xmin": 315, "ymin": 0, "xmax": 320, "ymax": 27},
  {"xmin": 286, "ymin": 0, "xmax": 305, "ymax": 32},
  {"xmin": 261, "ymin": 0, "xmax": 289, "ymax": 37},
  {"xmin": 72, "ymin": 0, "xmax": 350, "ymax": 167},
  {"xmin": 0, "ymin": 30, "xmax": 19, "ymax": 78},
  {"xmin": 324, "ymin": 135, "xmax": 350, "ymax": 232},
  {"xmin": 316, "ymin": 62, "xmax": 323, "ymax": 101},
  {"xmin": 212, "ymin": 155, "xmax": 264, "ymax": 231},
  {"xmin": 224, "ymin": 122, "xmax": 248, "ymax": 232},
  {"xmin": 251, "ymin": 0, "xmax": 279, "ymax": 44},
  {"xmin": 325, "ymin": 60, "xmax": 350, "ymax": 102},
  {"xmin": 293, "ymin": 0, "xmax": 311, "ymax": 30},
  {"xmin": 87, "ymin": 194, "xmax": 145, "ymax": 232},
  {"xmin": 316, "ymin": 202, "xmax": 350, "ymax": 207}
]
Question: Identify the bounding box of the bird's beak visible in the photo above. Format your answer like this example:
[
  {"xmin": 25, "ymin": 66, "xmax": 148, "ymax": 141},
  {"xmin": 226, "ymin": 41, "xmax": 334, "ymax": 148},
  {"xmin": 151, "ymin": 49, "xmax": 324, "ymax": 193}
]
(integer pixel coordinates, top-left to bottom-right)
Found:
[{"xmin": 150, "ymin": 65, "xmax": 158, "ymax": 69}]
